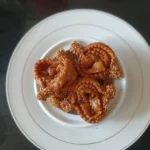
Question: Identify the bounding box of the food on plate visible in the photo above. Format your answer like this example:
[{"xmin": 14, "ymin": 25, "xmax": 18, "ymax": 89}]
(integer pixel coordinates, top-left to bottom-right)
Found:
[
  {"xmin": 69, "ymin": 78, "xmax": 115, "ymax": 123},
  {"xmin": 70, "ymin": 42, "xmax": 122, "ymax": 79},
  {"xmin": 34, "ymin": 41, "xmax": 123, "ymax": 124},
  {"xmin": 70, "ymin": 41, "xmax": 84, "ymax": 57},
  {"xmin": 34, "ymin": 50, "xmax": 77, "ymax": 98},
  {"xmin": 47, "ymin": 95, "xmax": 74, "ymax": 113}
]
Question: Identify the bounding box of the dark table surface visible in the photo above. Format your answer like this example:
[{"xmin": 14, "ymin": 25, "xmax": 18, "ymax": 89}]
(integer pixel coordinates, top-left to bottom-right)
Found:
[{"xmin": 0, "ymin": 0, "xmax": 150, "ymax": 150}]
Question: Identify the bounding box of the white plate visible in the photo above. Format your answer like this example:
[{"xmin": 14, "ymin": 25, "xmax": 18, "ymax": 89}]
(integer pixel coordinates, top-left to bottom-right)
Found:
[{"xmin": 6, "ymin": 9, "xmax": 150, "ymax": 150}]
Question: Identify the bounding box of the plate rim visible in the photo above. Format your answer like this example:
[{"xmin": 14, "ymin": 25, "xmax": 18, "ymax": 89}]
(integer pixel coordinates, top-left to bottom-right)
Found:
[{"xmin": 6, "ymin": 9, "xmax": 150, "ymax": 150}]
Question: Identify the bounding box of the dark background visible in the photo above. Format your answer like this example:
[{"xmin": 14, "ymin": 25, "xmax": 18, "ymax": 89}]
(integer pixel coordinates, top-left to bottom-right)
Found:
[{"xmin": 0, "ymin": 0, "xmax": 150, "ymax": 149}]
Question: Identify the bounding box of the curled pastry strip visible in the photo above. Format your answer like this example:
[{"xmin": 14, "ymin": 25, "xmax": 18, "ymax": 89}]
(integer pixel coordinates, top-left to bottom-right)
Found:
[
  {"xmin": 70, "ymin": 41, "xmax": 84, "ymax": 57},
  {"xmin": 55, "ymin": 49, "xmax": 76, "ymax": 61},
  {"xmin": 34, "ymin": 50, "xmax": 77, "ymax": 100},
  {"xmin": 47, "ymin": 95, "xmax": 74, "ymax": 113},
  {"xmin": 69, "ymin": 78, "xmax": 116, "ymax": 123},
  {"xmin": 52, "ymin": 50, "xmax": 77, "ymax": 93},
  {"xmin": 55, "ymin": 49, "xmax": 77, "ymax": 70},
  {"xmin": 76, "ymin": 42, "xmax": 122, "ymax": 79},
  {"xmin": 109, "ymin": 65, "xmax": 122, "ymax": 79},
  {"xmin": 36, "ymin": 80, "xmax": 74, "ymax": 113},
  {"xmin": 34, "ymin": 58, "xmax": 56, "ymax": 88},
  {"xmin": 101, "ymin": 84, "xmax": 116, "ymax": 114}
]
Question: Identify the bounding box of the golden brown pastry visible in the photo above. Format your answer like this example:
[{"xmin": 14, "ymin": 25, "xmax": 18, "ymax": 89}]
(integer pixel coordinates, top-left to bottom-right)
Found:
[
  {"xmin": 69, "ymin": 78, "xmax": 116, "ymax": 123},
  {"xmin": 75, "ymin": 42, "xmax": 122, "ymax": 79}
]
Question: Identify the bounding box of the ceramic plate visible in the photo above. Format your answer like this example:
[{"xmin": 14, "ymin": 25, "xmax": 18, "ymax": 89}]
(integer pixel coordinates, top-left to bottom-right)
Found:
[{"xmin": 6, "ymin": 9, "xmax": 150, "ymax": 150}]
